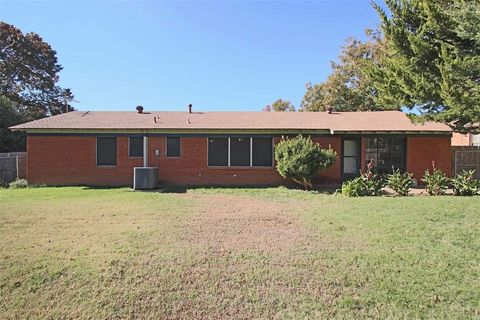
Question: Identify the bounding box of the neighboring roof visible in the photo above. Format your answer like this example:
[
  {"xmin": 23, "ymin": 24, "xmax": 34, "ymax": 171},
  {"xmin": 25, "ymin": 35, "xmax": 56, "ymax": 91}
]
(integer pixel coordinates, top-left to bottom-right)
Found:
[{"xmin": 10, "ymin": 110, "xmax": 452, "ymax": 133}]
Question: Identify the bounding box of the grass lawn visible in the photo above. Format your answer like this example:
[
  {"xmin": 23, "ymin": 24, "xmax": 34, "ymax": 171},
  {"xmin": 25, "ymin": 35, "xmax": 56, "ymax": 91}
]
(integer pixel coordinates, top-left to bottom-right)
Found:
[{"xmin": 1, "ymin": 187, "xmax": 479, "ymax": 319}]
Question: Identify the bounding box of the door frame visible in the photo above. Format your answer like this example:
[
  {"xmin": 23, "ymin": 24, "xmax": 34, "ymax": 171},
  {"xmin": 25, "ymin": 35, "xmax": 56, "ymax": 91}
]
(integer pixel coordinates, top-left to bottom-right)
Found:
[{"xmin": 341, "ymin": 137, "xmax": 361, "ymax": 182}]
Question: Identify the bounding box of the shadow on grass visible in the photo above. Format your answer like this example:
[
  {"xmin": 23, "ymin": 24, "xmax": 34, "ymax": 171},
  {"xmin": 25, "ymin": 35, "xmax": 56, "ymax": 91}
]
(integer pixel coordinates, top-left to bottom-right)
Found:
[
  {"xmin": 82, "ymin": 185, "xmax": 126, "ymax": 190},
  {"xmin": 155, "ymin": 184, "xmax": 340, "ymax": 195},
  {"xmin": 19, "ymin": 183, "xmax": 339, "ymax": 195}
]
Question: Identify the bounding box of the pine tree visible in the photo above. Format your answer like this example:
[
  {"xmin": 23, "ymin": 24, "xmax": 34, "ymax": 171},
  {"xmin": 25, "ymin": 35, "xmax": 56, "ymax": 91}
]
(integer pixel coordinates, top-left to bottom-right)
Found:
[{"xmin": 371, "ymin": 0, "xmax": 480, "ymax": 132}]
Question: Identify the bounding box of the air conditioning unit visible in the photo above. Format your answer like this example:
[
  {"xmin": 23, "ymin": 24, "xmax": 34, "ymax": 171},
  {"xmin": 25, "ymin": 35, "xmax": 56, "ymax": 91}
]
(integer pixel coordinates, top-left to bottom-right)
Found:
[{"xmin": 133, "ymin": 167, "xmax": 158, "ymax": 190}]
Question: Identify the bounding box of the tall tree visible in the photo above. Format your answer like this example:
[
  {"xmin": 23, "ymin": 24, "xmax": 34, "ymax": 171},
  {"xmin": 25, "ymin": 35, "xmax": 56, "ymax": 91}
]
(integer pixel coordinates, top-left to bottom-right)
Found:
[
  {"xmin": 0, "ymin": 21, "xmax": 74, "ymax": 151},
  {"xmin": 0, "ymin": 96, "xmax": 25, "ymax": 152},
  {"xmin": 371, "ymin": 1, "xmax": 480, "ymax": 132},
  {"xmin": 300, "ymin": 82, "xmax": 326, "ymax": 112},
  {"xmin": 263, "ymin": 99, "xmax": 295, "ymax": 111},
  {"xmin": 300, "ymin": 29, "xmax": 399, "ymax": 112}
]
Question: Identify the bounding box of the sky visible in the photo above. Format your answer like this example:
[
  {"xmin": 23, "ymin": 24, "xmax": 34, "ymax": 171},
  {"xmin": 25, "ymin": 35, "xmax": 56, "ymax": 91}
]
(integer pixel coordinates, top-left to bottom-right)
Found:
[{"xmin": 1, "ymin": 0, "xmax": 382, "ymax": 112}]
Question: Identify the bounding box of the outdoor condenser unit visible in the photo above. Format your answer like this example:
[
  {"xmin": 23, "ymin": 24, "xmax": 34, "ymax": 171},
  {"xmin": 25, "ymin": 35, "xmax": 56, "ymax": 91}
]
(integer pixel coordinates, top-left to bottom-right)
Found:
[{"xmin": 133, "ymin": 167, "xmax": 158, "ymax": 190}]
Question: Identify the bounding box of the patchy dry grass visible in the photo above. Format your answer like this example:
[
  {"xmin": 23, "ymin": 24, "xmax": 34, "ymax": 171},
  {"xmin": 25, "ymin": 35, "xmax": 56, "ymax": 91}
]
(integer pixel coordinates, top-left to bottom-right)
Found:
[
  {"xmin": 0, "ymin": 187, "xmax": 479, "ymax": 319},
  {"xmin": 183, "ymin": 194, "xmax": 306, "ymax": 252}
]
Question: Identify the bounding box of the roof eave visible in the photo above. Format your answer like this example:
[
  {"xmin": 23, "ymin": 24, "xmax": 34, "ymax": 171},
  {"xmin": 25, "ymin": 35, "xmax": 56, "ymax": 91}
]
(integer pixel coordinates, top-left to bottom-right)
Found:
[
  {"xmin": 334, "ymin": 130, "xmax": 452, "ymax": 135},
  {"xmin": 19, "ymin": 128, "xmax": 334, "ymax": 134}
]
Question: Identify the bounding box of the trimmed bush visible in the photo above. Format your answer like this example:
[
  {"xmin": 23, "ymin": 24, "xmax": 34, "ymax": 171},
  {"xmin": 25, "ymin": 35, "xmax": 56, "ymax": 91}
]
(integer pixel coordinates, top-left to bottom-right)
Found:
[
  {"xmin": 387, "ymin": 169, "xmax": 414, "ymax": 196},
  {"xmin": 451, "ymin": 170, "xmax": 479, "ymax": 196},
  {"xmin": 422, "ymin": 163, "xmax": 448, "ymax": 196},
  {"xmin": 9, "ymin": 178, "xmax": 28, "ymax": 189},
  {"xmin": 275, "ymin": 135, "xmax": 337, "ymax": 189}
]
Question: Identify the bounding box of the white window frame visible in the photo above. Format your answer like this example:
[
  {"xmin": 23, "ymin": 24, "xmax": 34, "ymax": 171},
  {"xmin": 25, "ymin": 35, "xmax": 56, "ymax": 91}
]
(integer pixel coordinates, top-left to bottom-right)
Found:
[{"xmin": 472, "ymin": 133, "xmax": 480, "ymax": 146}]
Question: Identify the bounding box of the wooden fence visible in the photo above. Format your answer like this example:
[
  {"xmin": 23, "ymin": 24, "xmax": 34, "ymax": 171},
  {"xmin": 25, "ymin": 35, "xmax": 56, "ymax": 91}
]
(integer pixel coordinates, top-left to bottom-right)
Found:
[
  {"xmin": 452, "ymin": 146, "xmax": 480, "ymax": 179},
  {"xmin": 0, "ymin": 152, "xmax": 27, "ymax": 184}
]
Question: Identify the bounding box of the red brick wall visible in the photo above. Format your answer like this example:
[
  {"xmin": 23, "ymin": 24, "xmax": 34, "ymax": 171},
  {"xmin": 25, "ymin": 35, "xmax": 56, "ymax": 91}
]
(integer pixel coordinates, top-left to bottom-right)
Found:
[
  {"xmin": 311, "ymin": 136, "xmax": 341, "ymax": 184},
  {"xmin": 148, "ymin": 136, "xmax": 341, "ymax": 186},
  {"xmin": 27, "ymin": 136, "xmax": 143, "ymax": 185},
  {"xmin": 451, "ymin": 132, "xmax": 471, "ymax": 146},
  {"xmin": 406, "ymin": 136, "xmax": 452, "ymax": 180},
  {"xmin": 26, "ymin": 135, "xmax": 342, "ymax": 186}
]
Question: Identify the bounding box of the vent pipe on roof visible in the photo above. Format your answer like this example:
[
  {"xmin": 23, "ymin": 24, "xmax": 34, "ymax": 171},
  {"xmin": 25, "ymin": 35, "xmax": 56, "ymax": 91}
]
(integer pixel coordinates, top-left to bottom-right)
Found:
[
  {"xmin": 188, "ymin": 104, "xmax": 192, "ymax": 114},
  {"xmin": 136, "ymin": 105, "xmax": 144, "ymax": 114},
  {"xmin": 326, "ymin": 106, "xmax": 333, "ymax": 114}
]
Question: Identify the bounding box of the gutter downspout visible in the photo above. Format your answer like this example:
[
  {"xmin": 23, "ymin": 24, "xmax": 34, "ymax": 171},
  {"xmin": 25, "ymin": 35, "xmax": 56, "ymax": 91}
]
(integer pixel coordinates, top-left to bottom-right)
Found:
[{"xmin": 143, "ymin": 134, "xmax": 148, "ymax": 167}]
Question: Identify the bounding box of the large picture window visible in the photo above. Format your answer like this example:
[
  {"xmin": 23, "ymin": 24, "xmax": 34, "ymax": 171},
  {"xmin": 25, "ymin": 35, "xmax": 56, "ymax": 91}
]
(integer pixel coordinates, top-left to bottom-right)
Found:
[
  {"xmin": 208, "ymin": 137, "xmax": 273, "ymax": 167},
  {"xmin": 97, "ymin": 137, "xmax": 117, "ymax": 166},
  {"xmin": 129, "ymin": 137, "xmax": 143, "ymax": 157},
  {"xmin": 365, "ymin": 137, "xmax": 405, "ymax": 174}
]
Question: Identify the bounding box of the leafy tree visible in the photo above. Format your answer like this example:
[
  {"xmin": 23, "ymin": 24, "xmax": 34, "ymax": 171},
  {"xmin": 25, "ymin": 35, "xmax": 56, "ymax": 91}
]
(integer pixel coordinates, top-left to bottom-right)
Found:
[
  {"xmin": 263, "ymin": 99, "xmax": 295, "ymax": 112},
  {"xmin": 371, "ymin": 1, "xmax": 480, "ymax": 132},
  {"xmin": 0, "ymin": 96, "xmax": 25, "ymax": 152},
  {"xmin": 275, "ymin": 135, "xmax": 337, "ymax": 189},
  {"xmin": 300, "ymin": 82, "xmax": 326, "ymax": 112},
  {"xmin": 300, "ymin": 29, "xmax": 399, "ymax": 112},
  {"xmin": 0, "ymin": 21, "xmax": 74, "ymax": 151}
]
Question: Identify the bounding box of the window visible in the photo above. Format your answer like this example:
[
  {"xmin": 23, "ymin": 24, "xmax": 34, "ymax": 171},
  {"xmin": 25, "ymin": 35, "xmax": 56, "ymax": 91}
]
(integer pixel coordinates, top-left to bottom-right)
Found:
[
  {"xmin": 343, "ymin": 139, "xmax": 359, "ymax": 175},
  {"xmin": 230, "ymin": 137, "xmax": 250, "ymax": 166},
  {"xmin": 166, "ymin": 137, "xmax": 181, "ymax": 157},
  {"xmin": 252, "ymin": 138, "xmax": 273, "ymax": 167},
  {"xmin": 472, "ymin": 134, "xmax": 480, "ymax": 146},
  {"xmin": 208, "ymin": 138, "xmax": 228, "ymax": 166},
  {"xmin": 208, "ymin": 137, "xmax": 273, "ymax": 167},
  {"xmin": 97, "ymin": 137, "xmax": 116, "ymax": 166},
  {"xmin": 365, "ymin": 137, "xmax": 405, "ymax": 174},
  {"xmin": 129, "ymin": 137, "xmax": 143, "ymax": 157}
]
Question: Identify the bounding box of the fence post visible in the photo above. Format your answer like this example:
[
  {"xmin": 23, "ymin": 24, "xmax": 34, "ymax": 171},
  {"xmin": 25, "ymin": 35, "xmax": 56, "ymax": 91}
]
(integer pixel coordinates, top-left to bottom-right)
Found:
[
  {"xmin": 453, "ymin": 149, "xmax": 456, "ymax": 177},
  {"xmin": 16, "ymin": 155, "xmax": 19, "ymax": 179}
]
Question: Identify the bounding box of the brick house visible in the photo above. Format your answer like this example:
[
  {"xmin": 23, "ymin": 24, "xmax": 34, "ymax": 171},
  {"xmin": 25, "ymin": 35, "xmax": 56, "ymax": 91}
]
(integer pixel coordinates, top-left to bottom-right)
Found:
[
  {"xmin": 10, "ymin": 108, "xmax": 452, "ymax": 187},
  {"xmin": 452, "ymin": 132, "xmax": 480, "ymax": 146}
]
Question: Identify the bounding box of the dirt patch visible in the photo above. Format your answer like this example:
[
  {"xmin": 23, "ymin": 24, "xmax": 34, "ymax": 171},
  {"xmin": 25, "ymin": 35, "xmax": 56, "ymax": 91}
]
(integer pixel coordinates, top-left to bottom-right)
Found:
[{"xmin": 181, "ymin": 194, "xmax": 307, "ymax": 252}]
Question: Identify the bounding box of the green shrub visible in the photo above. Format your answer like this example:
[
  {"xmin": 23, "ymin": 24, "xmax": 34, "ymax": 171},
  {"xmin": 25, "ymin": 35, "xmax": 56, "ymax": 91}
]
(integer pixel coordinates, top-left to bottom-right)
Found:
[
  {"xmin": 275, "ymin": 135, "xmax": 337, "ymax": 189},
  {"xmin": 451, "ymin": 170, "xmax": 479, "ymax": 196},
  {"xmin": 387, "ymin": 169, "xmax": 414, "ymax": 196},
  {"xmin": 422, "ymin": 163, "xmax": 449, "ymax": 196},
  {"xmin": 341, "ymin": 162, "xmax": 385, "ymax": 197},
  {"xmin": 9, "ymin": 178, "xmax": 28, "ymax": 189},
  {"xmin": 341, "ymin": 179, "xmax": 363, "ymax": 197}
]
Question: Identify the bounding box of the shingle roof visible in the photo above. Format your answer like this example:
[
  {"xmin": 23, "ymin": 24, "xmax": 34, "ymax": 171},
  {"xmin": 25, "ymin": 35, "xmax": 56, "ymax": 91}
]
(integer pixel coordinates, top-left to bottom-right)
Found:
[{"xmin": 10, "ymin": 110, "xmax": 451, "ymax": 133}]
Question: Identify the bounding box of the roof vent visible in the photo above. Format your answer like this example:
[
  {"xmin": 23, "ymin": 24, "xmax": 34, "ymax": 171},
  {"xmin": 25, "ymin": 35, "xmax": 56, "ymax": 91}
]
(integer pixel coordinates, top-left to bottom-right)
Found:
[
  {"xmin": 136, "ymin": 105, "xmax": 144, "ymax": 114},
  {"xmin": 326, "ymin": 106, "xmax": 334, "ymax": 114},
  {"xmin": 188, "ymin": 104, "xmax": 192, "ymax": 114}
]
